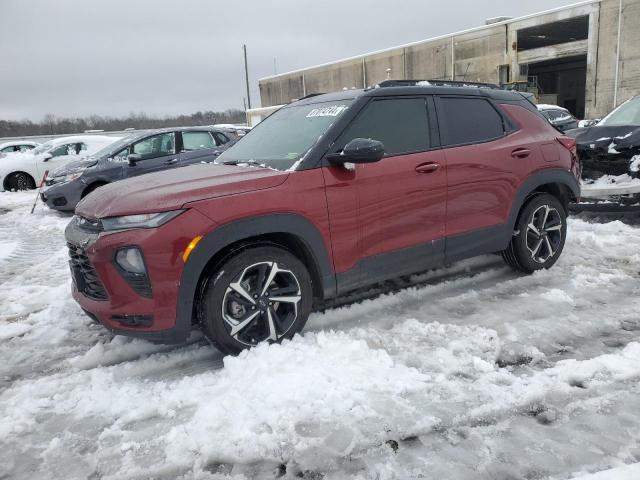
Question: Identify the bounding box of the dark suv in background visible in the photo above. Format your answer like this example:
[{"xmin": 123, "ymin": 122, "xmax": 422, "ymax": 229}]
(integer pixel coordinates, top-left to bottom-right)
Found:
[
  {"xmin": 43, "ymin": 127, "xmax": 234, "ymax": 211},
  {"xmin": 66, "ymin": 80, "xmax": 580, "ymax": 354}
]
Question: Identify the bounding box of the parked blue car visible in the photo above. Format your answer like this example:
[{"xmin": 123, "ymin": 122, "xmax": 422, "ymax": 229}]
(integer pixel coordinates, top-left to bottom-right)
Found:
[{"xmin": 42, "ymin": 126, "xmax": 235, "ymax": 212}]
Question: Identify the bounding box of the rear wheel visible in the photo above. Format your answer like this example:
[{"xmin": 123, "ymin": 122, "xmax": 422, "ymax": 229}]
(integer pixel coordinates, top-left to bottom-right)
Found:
[
  {"xmin": 200, "ymin": 246, "xmax": 313, "ymax": 355},
  {"xmin": 6, "ymin": 172, "xmax": 36, "ymax": 191},
  {"xmin": 502, "ymin": 193, "xmax": 567, "ymax": 273}
]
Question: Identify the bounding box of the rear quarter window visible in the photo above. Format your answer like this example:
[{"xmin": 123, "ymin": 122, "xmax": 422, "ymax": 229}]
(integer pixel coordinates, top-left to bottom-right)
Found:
[{"xmin": 438, "ymin": 97, "xmax": 505, "ymax": 146}]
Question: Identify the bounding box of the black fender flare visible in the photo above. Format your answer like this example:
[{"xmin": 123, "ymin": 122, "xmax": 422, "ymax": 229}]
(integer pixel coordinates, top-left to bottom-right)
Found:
[
  {"xmin": 507, "ymin": 168, "xmax": 580, "ymax": 230},
  {"xmin": 174, "ymin": 213, "xmax": 336, "ymax": 341}
]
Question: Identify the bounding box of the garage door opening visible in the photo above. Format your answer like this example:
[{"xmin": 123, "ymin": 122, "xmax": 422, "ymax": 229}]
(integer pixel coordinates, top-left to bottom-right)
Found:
[{"xmin": 524, "ymin": 55, "xmax": 587, "ymax": 119}]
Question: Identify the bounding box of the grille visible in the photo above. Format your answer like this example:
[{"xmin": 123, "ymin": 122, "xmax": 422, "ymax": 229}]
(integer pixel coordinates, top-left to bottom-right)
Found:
[{"xmin": 67, "ymin": 243, "xmax": 108, "ymax": 301}]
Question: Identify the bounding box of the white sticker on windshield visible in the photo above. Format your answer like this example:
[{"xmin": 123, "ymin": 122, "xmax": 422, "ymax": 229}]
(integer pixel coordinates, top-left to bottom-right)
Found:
[{"xmin": 306, "ymin": 105, "xmax": 348, "ymax": 118}]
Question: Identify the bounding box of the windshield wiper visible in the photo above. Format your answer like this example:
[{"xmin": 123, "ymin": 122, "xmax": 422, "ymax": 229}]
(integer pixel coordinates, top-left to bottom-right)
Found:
[{"xmin": 220, "ymin": 159, "xmax": 264, "ymax": 167}]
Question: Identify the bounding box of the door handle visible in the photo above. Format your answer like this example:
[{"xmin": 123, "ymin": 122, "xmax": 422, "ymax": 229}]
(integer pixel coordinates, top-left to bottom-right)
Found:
[
  {"xmin": 165, "ymin": 158, "xmax": 179, "ymax": 164},
  {"xmin": 511, "ymin": 148, "xmax": 531, "ymax": 159},
  {"xmin": 415, "ymin": 162, "xmax": 440, "ymax": 174}
]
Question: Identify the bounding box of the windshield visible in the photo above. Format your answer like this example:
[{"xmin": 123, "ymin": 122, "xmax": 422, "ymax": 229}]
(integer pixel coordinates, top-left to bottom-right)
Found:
[
  {"xmin": 216, "ymin": 100, "xmax": 353, "ymax": 170},
  {"xmin": 32, "ymin": 141, "xmax": 54, "ymax": 155},
  {"xmin": 599, "ymin": 96, "xmax": 640, "ymax": 126}
]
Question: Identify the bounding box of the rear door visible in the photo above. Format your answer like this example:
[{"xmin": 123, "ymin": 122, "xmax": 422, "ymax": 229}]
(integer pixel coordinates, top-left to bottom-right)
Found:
[
  {"xmin": 126, "ymin": 132, "xmax": 178, "ymax": 178},
  {"xmin": 178, "ymin": 130, "xmax": 223, "ymax": 165},
  {"xmin": 323, "ymin": 96, "xmax": 447, "ymax": 292},
  {"xmin": 435, "ymin": 95, "xmax": 521, "ymax": 260}
]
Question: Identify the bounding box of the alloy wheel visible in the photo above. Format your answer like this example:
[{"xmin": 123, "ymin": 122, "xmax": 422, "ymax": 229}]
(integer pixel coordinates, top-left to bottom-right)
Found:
[
  {"xmin": 525, "ymin": 204, "xmax": 563, "ymax": 264},
  {"xmin": 221, "ymin": 261, "xmax": 302, "ymax": 346}
]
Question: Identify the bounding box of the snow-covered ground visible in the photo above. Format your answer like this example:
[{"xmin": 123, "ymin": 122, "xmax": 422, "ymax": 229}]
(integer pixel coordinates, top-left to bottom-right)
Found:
[{"xmin": 1, "ymin": 192, "xmax": 640, "ymax": 480}]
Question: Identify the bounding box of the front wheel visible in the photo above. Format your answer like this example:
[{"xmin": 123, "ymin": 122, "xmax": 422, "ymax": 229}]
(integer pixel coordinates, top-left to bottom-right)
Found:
[
  {"xmin": 200, "ymin": 246, "xmax": 313, "ymax": 355},
  {"xmin": 502, "ymin": 193, "xmax": 567, "ymax": 273},
  {"xmin": 6, "ymin": 172, "xmax": 36, "ymax": 191}
]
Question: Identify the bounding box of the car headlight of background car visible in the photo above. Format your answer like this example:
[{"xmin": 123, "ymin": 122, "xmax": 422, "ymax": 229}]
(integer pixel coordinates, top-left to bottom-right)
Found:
[{"xmin": 101, "ymin": 210, "xmax": 184, "ymax": 231}]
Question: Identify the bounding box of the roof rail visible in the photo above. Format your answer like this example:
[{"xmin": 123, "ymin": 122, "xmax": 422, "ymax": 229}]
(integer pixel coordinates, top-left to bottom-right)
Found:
[
  {"xmin": 298, "ymin": 92, "xmax": 326, "ymax": 100},
  {"xmin": 376, "ymin": 79, "xmax": 500, "ymax": 89}
]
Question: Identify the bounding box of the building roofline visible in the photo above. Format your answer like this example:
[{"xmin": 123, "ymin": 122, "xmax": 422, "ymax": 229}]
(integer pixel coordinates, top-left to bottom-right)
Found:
[{"xmin": 259, "ymin": 0, "xmax": 599, "ymax": 82}]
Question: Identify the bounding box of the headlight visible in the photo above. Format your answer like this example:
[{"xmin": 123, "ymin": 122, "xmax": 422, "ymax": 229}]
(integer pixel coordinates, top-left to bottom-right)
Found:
[
  {"xmin": 101, "ymin": 210, "xmax": 184, "ymax": 231},
  {"xmin": 48, "ymin": 170, "xmax": 85, "ymax": 184},
  {"xmin": 62, "ymin": 171, "xmax": 84, "ymax": 183}
]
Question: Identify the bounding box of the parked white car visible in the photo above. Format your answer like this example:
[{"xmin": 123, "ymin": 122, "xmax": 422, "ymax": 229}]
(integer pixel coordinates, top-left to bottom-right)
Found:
[
  {"xmin": 0, "ymin": 140, "xmax": 40, "ymax": 155},
  {"xmin": 0, "ymin": 135, "xmax": 119, "ymax": 191}
]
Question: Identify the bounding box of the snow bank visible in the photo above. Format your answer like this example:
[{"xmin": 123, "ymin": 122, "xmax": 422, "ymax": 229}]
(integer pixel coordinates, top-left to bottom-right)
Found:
[{"xmin": 570, "ymin": 463, "xmax": 640, "ymax": 480}]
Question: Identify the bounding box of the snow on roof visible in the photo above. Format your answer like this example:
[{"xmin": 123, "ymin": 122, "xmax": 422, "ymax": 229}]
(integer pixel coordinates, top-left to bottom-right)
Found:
[
  {"xmin": 537, "ymin": 104, "xmax": 569, "ymax": 111},
  {"xmin": 47, "ymin": 135, "xmax": 119, "ymax": 146}
]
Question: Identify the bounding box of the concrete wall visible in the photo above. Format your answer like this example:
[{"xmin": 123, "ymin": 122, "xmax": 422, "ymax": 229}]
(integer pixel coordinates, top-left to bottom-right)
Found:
[
  {"xmin": 590, "ymin": 0, "xmax": 640, "ymax": 117},
  {"xmin": 259, "ymin": 0, "xmax": 640, "ymax": 120}
]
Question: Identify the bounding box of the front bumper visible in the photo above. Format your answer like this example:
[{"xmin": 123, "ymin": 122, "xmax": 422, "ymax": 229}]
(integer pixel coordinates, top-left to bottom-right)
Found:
[
  {"xmin": 42, "ymin": 180, "xmax": 84, "ymax": 212},
  {"xmin": 65, "ymin": 209, "xmax": 213, "ymax": 343}
]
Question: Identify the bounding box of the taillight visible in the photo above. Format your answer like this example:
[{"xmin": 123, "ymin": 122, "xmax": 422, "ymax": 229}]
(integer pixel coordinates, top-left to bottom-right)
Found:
[{"xmin": 556, "ymin": 136, "xmax": 577, "ymax": 155}]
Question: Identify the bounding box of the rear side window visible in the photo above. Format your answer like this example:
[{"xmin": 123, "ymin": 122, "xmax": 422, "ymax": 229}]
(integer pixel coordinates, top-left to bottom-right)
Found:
[
  {"xmin": 182, "ymin": 131, "xmax": 215, "ymax": 151},
  {"xmin": 438, "ymin": 97, "xmax": 504, "ymax": 146},
  {"xmin": 338, "ymin": 98, "xmax": 430, "ymax": 156}
]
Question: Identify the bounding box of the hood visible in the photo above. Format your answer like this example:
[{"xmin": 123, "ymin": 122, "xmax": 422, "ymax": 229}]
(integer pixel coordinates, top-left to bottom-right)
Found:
[
  {"xmin": 50, "ymin": 158, "xmax": 99, "ymax": 177},
  {"xmin": 568, "ymin": 125, "xmax": 640, "ymax": 146},
  {"xmin": 76, "ymin": 163, "xmax": 289, "ymax": 219}
]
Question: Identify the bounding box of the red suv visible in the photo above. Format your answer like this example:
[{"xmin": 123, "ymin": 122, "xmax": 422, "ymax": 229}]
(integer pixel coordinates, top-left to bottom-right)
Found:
[{"xmin": 66, "ymin": 80, "xmax": 580, "ymax": 354}]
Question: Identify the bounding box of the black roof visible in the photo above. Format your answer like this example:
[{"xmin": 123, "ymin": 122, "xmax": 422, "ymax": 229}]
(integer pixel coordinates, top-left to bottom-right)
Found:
[{"xmin": 292, "ymin": 80, "xmax": 526, "ymax": 106}]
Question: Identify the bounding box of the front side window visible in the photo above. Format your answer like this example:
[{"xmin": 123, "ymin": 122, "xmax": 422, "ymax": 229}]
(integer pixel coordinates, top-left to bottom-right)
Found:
[
  {"xmin": 182, "ymin": 131, "xmax": 215, "ymax": 151},
  {"xmin": 439, "ymin": 97, "xmax": 504, "ymax": 146},
  {"xmin": 111, "ymin": 147, "xmax": 130, "ymax": 162},
  {"xmin": 337, "ymin": 98, "xmax": 430, "ymax": 156},
  {"xmin": 1, "ymin": 146, "xmax": 14, "ymax": 153},
  {"xmin": 19, "ymin": 144, "xmax": 35, "ymax": 151},
  {"xmin": 214, "ymin": 132, "xmax": 230, "ymax": 145},
  {"xmin": 599, "ymin": 96, "xmax": 640, "ymax": 126},
  {"xmin": 49, "ymin": 143, "xmax": 76, "ymax": 157},
  {"xmin": 132, "ymin": 133, "xmax": 175, "ymax": 159},
  {"xmin": 216, "ymin": 100, "xmax": 353, "ymax": 170}
]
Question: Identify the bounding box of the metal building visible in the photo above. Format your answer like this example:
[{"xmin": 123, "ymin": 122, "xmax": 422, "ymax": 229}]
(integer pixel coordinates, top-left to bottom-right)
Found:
[{"xmin": 254, "ymin": 0, "xmax": 639, "ymax": 123}]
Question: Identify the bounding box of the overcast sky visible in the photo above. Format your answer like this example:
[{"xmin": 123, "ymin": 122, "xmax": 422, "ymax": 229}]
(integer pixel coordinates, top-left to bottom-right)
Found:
[{"xmin": 0, "ymin": 0, "xmax": 571, "ymax": 121}]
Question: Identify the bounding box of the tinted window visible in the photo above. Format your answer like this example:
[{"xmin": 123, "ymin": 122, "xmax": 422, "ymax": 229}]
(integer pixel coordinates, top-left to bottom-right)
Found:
[
  {"xmin": 1, "ymin": 146, "xmax": 14, "ymax": 153},
  {"xmin": 439, "ymin": 97, "xmax": 504, "ymax": 146},
  {"xmin": 18, "ymin": 144, "xmax": 35, "ymax": 151},
  {"xmin": 214, "ymin": 132, "xmax": 230, "ymax": 145},
  {"xmin": 132, "ymin": 133, "xmax": 175, "ymax": 159},
  {"xmin": 183, "ymin": 131, "xmax": 215, "ymax": 151},
  {"xmin": 338, "ymin": 98, "xmax": 429, "ymax": 156}
]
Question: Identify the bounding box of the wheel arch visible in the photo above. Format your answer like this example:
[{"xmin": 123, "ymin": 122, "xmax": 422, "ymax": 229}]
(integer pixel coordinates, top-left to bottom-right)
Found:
[
  {"xmin": 81, "ymin": 180, "xmax": 109, "ymax": 198},
  {"xmin": 3, "ymin": 171, "xmax": 36, "ymax": 190},
  {"xmin": 175, "ymin": 213, "xmax": 336, "ymax": 341},
  {"xmin": 508, "ymin": 169, "xmax": 580, "ymax": 230}
]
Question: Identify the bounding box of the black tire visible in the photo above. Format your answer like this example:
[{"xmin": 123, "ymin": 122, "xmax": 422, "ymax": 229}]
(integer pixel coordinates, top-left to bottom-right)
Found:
[
  {"xmin": 6, "ymin": 172, "xmax": 36, "ymax": 191},
  {"xmin": 200, "ymin": 246, "xmax": 313, "ymax": 355},
  {"xmin": 501, "ymin": 193, "xmax": 567, "ymax": 274}
]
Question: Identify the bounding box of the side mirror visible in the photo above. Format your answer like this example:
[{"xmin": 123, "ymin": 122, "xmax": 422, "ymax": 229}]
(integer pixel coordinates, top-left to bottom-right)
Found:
[
  {"xmin": 327, "ymin": 138, "xmax": 385, "ymax": 166},
  {"xmin": 127, "ymin": 153, "xmax": 142, "ymax": 166},
  {"xmin": 43, "ymin": 153, "xmax": 53, "ymax": 162}
]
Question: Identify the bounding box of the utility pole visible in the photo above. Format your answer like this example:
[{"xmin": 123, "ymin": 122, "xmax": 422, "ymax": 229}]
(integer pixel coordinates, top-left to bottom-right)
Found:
[{"xmin": 243, "ymin": 44, "xmax": 252, "ymax": 110}]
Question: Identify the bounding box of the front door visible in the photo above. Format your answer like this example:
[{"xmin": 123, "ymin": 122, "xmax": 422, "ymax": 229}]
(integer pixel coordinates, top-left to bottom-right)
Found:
[
  {"xmin": 323, "ymin": 96, "xmax": 447, "ymax": 293},
  {"xmin": 127, "ymin": 132, "xmax": 178, "ymax": 178}
]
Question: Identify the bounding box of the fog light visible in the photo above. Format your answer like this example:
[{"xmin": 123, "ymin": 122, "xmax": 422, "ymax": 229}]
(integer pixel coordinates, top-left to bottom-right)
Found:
[
  {"xmin": 114, "ymin": 247, "xmax": 153, "ymax": 298},
  {"xmin": 115, "ymin": 247, "xmax": 146, "ymax": 274}
]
